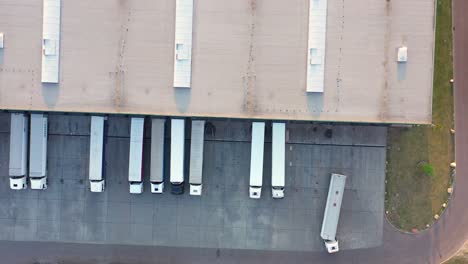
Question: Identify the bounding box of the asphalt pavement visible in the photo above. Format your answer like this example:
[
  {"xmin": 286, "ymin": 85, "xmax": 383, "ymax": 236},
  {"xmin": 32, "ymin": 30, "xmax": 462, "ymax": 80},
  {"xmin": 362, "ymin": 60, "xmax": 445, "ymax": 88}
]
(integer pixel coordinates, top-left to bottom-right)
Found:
[{"xmin": 0, "ymin": 117, "xmax": 386, "ymax": 252}]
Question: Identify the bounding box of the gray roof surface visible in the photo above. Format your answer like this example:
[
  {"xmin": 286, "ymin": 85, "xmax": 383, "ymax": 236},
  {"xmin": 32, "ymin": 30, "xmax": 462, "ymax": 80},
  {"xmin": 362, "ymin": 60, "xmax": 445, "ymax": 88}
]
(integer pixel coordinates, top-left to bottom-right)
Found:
[{"xmin": 0, "ymin": 0, "xmax": 435, "ymax": 124}]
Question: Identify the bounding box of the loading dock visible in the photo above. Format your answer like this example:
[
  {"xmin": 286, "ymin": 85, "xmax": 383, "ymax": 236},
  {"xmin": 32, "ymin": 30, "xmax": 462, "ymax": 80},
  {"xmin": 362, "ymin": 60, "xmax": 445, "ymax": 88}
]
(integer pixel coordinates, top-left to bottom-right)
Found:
[
  {"xmin": 150, "ymin": 118, "xmax": 166, "ymax": 193},
  {"xmin": 0, "ymin": 114, "xmax": 386, "ymax": 252},
  {"xmin": 189, "ymin": 120, "xmax": 205, "ymax": 195}
]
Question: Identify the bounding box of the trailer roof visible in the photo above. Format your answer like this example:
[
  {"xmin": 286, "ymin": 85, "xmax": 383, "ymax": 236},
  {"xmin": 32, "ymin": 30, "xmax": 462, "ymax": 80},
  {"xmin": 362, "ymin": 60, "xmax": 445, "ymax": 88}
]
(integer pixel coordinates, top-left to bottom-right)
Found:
[
  {"xmin": 271, "ymin": 123, "xmax": 285, "ymax": 187},
  {"xmin": 128, "ymin": 117, "xmax": 144, "ymax": 181},
  {"xmin": 320, "ymin": 173, "xmax": 346, "ymax": 240},
  {"xmin": 249, "ymin": 122, "xmax": 265, "ymax": 187},
  {"xmin": 189, "ymin": 120, "xmax": 205, "ymax": 184},
  {"xmin": 29, "ymin": 114, "xmax": 47, "ymax": 177},
  {"xmin": 9, "ymin": 113, "xmax": 27, "ymax": 176},
  {"xmin": 89, "ymin": 116, "xmax": 105, "ymax": 181},
  {"xmin": 170, "ymin": 119, "xmax": 185, "ymax": 183},
  {"xmin": 0, "ymin": 0, "xmax": 434, "ymax": 124},
  {"xmin": 150, "ymin": 118, "xmax": 165, "ymax": 182}
]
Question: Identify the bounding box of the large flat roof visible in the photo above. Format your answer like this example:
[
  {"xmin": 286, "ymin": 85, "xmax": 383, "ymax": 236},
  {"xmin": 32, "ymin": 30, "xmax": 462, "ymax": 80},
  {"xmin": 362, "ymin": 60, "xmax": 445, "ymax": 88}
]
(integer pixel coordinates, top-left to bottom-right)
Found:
[{"xmin": 0, "ymin": 0, "xmax": 435, "ymax": 124}]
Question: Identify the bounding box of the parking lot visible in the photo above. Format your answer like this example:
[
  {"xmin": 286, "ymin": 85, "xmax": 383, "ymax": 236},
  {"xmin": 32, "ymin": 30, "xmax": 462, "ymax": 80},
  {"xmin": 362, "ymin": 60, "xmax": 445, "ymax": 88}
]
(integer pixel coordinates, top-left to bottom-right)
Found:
[{"xmin": 0, "ymin": 113, "xmax": 386, "ymax": 252}]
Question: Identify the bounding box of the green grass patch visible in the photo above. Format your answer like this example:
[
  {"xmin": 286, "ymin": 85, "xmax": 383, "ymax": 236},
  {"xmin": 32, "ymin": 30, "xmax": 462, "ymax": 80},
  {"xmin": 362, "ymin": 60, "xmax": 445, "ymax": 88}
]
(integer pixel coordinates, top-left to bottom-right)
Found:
[
  {"xmin": 420, "ymin": 163, "xmax": 435, "ymax": 177},
  {"xmin": 385, "ymin": 0, "xmax": 454, "ymax": 231}
]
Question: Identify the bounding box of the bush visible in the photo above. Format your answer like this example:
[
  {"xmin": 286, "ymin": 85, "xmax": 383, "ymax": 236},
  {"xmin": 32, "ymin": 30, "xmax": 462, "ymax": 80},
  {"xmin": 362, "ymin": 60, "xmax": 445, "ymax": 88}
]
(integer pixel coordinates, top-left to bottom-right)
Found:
[{"xmin": 421, "ymin": 163, "xmax": 435, "ymax": 177}]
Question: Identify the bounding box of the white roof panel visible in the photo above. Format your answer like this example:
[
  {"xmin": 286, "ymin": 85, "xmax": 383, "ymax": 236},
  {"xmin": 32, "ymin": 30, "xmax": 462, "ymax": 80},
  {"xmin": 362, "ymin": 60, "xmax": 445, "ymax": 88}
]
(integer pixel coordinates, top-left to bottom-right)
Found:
[
  {"xmin": 320, "ymin": 173, "xmax": 346, "ymax": 240},
  {"xmin": 189, "ymin": 120, "xmax": 205, "ymax": 184},
  {"xmin": 170, "ymin": 119, "xmax": 185, "ymax": 183},
  {"xmin": 41, "ymin": 0, "xmax": 61, "ymax": 83},
  {"xmin": 249, "ymin": 122, "xmax": 265, "ymax": 187},
  {"xmin": 128, "ymin": 117, "xmax": 144, "ymax": 182},
  {"xmin": 306, "ymin": 0, "xmax": 328, "ymax": 93},
  {"xmin": 150, "ymin": 118, "xmax": 165, "ymax": 182},
  {"xmin": 271, "ymin": 123, "xmax": 285, "ymax": 187},
  {"xmin": 173, "ymin": 0, "xmax": 193, "ymax": 88},
  {"xmin": 89, "ymin": 116, "xmax": 105, "ymax": 181}
]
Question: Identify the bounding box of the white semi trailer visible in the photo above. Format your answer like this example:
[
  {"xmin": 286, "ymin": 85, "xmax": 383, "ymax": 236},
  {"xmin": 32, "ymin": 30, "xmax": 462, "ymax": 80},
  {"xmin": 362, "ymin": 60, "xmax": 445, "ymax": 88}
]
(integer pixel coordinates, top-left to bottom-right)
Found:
[
  {"xmin": 29, "ymin": 113, "xmax": 48, "ymax": 190},
  {"xmin": 0, "ymin": 32, "xmax": 4, "ymax": 49},
  {"xmin": 249, "ymin": 122, "xmax": 265, "ymax": 199},
  {"xmin": 88, "ymin": 116, "xmax": 106, "ymax": 192},
  {"xmin": 150, "ymin": 118, "xmax": 165, "ymax": 193},
  {"xmin": 170, "ymin": 119, "xmax": 185, "ymax": 195},
  {"xmin": 271, "ymin": 122, "xmax": 285, "ymax": 198},
  {"xmin": 9, "ymin": 113, "xmax": 29, "ymax": 190},
  {"xmin": 321, "ymin": 173, "xmax": 347, "ymax": 253},
  {"xmin": 189, "ymin": 120, "xmax": 205, "ymax": 196},
  {"xmin": 128, "ymin": 117, "xmax": 145, "ymax": 194}
]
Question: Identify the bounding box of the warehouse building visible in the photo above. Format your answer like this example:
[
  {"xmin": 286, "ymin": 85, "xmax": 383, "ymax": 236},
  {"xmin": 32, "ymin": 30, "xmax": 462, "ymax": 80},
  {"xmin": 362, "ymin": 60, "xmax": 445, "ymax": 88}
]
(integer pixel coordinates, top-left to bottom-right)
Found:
[{"xmin": 0, "ymin": 0, "xmax": 435, "ymax": 123}]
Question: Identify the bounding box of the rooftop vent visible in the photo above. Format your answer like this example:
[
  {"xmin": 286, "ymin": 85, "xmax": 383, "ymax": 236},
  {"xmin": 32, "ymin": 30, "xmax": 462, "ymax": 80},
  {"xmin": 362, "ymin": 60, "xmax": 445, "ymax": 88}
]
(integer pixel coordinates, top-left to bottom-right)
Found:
[{"xmin": 397, "ymin": 46, "xmax": 408, "ymax": 62}]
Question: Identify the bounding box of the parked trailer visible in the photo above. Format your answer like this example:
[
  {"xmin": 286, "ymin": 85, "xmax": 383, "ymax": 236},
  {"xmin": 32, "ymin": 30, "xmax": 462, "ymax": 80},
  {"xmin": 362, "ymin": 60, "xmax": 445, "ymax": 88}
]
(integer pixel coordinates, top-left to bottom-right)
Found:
[
  {"xmin": 189, "ymin": 120, "xmax": 205, "ymax": 196},
  {"xmin": 89, "ymin": 116, "xmax": 106, "ymax": 192},
  {"xmin": 9, "ymin": 113, "xmax": 29, "ymax": 190},
  {"xmin": 271, "ymin": 122, "xmax": 285, "ymax": 198},
  {"xmin": 321, "ymin": 173, "xmax": 347, "ymax": 253},
  {"xmin": 170, "ymin": 119, "xmax": 185, "ymax": 194},
  {"xmin": 150, "ymin": 118, "xmax": 165, "ymax": 193},
  {"xmin": 249, "ymin": 122, "xmax": 265, "ymax": 199},
  {"xmin": 0, "ymin": 32, "xmax": 4, "ymax": 48},
  {"xmin": 128, "ymin": 117, "xmax": 145, "ymax": 194},
  {"xmin": 29, "ymin": 113, "xmax": 48, "ymax": 190}
]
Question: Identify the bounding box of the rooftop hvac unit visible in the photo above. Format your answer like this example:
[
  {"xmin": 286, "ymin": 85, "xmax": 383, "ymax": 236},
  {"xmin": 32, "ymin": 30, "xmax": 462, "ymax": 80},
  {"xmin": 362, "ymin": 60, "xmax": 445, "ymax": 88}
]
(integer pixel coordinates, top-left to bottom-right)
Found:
[
  {"xmin": 309, "ymin": 48, "xmax": 323, "ymax": 65},
  {"xmin": 176, "ymin": 43, "xmax": 190, "ymax": 60},
  {"xmin": 43, "ymin": 39, "xmax": 57, "ymax": 56},
  {"xmin": 397, "ymin": 46, "xmax": 408, "ymax": 62}
]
